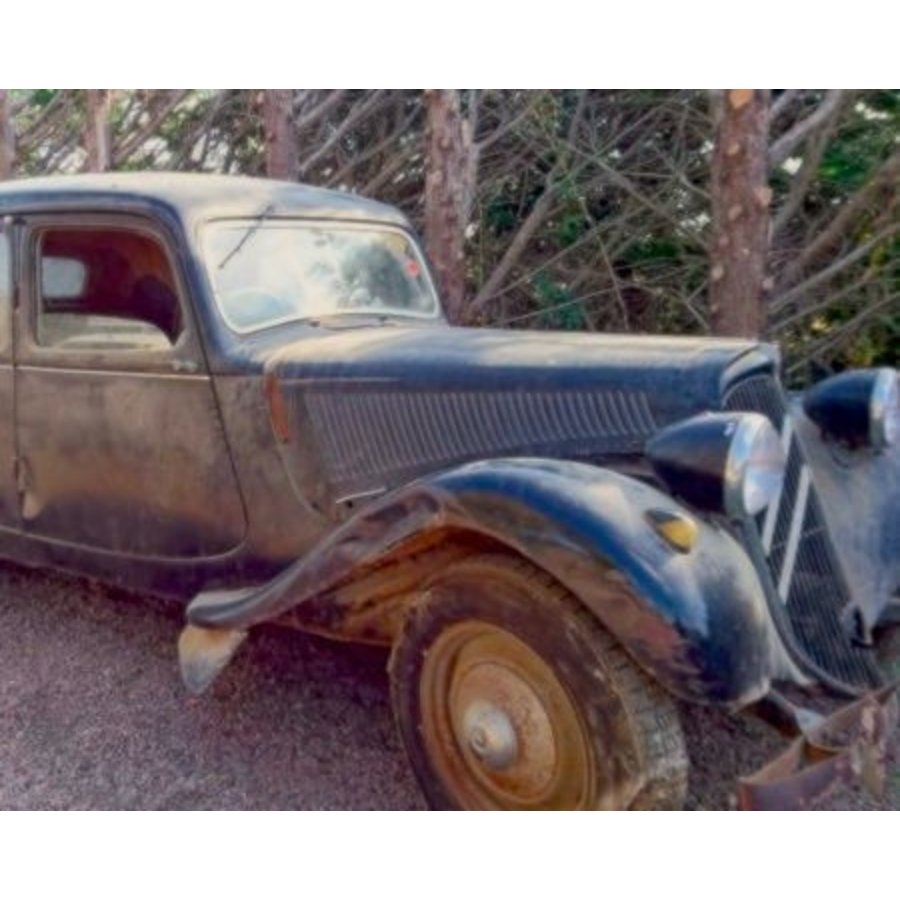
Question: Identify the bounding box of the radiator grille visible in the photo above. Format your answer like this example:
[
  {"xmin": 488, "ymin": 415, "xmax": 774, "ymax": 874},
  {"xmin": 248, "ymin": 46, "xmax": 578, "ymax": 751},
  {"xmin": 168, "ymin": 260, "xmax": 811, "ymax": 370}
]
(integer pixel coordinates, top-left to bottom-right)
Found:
[{"xmin": 724, "ymin": 375, "xmax": 882, "ymax": 690}]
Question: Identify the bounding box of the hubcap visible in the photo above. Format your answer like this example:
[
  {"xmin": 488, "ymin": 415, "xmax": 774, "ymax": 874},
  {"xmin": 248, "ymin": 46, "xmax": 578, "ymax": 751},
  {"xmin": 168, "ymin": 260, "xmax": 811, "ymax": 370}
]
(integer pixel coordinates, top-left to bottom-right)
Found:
[
  {"xmin": 462, "ymin": 700, "xmax": 518, "ymax": 770},
  {"xmin": 419, "ymin": 621, "xmax": 595, "ymax": 809}
]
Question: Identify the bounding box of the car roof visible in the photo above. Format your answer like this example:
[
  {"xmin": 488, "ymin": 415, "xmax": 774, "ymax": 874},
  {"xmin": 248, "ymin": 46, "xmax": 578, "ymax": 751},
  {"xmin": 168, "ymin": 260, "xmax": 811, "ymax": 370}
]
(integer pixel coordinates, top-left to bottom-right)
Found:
[{"xmin": 0, "ymin": 172, "xmax": 411, "ymax": 228}]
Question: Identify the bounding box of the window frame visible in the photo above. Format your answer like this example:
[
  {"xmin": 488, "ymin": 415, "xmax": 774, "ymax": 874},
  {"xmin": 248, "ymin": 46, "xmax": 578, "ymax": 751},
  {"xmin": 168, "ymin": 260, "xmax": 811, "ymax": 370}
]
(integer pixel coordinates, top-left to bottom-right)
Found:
[
  {"xmin": 0, "ymin": 220, "xmax": 12, "ymax": 359},
  {"xmin": 16, "ymin": 213, "xmax": 202, "ymax": 373},
  {"xmin": 200, "ymin": 217, "xmax": 443, "ymax": 335}
]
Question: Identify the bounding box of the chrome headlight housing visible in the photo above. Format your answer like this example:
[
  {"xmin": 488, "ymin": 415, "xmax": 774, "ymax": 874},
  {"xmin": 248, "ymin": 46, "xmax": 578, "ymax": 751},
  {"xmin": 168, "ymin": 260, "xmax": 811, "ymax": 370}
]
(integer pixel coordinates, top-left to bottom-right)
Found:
[
  {"xmin": 647, "ymin": 412, "xmax": 786, "ymax": 518},
  {"xmin": 803, "ymin": 367, "xmax": 898, "ymax": 451},
  {"xmin": 870, "ymin": 368, "xmax": 899, "ymax": 448}
]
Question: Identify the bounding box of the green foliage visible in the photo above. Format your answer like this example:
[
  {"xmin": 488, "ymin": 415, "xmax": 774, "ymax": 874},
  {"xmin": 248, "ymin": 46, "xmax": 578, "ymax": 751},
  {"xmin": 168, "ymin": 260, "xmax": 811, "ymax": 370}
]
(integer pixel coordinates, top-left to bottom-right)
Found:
[
  {"xmin": 530, "ymin": 272, "xmax": 584, "ymax": 330},
  {"xmin": 30, "ymin": 89, "xmax": 57, "ymax": 108},
  {"xmin": 622, "ymin": 235, "xmax": 684, "ymax": 266},
  {"xmin": 819, "ymin": 92, "xmax": 899, "ymax": 193},
  {"xmin": 554, "ymin": 208, "xmax": 588, "ymax": 247},
  {"xmin": 484, "ymin": 197, "xmax": 518, "ymax": 236}
]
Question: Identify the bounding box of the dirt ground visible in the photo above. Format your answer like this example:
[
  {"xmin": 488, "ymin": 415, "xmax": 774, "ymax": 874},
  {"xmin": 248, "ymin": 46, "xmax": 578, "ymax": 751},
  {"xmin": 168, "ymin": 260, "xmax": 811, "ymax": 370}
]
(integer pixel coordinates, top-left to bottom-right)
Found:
[{"xmin": 0, "ymin": 559, "xmax": 896, "ymax": 810}]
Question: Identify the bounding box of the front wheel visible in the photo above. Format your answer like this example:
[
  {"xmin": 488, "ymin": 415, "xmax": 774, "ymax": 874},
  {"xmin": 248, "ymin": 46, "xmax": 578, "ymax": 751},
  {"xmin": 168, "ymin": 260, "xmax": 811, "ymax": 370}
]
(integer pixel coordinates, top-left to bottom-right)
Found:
[{"xmin": 389, "ymin": 554, "xmax": 688, "ymax": 810}]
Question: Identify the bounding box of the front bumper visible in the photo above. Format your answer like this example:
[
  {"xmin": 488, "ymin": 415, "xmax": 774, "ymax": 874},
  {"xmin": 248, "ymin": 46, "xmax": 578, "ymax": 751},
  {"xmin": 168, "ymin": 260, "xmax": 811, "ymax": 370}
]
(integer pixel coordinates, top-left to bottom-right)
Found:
[{"xmin": 739, "ymin": 682, "xmax": 898, "ymax": 810}]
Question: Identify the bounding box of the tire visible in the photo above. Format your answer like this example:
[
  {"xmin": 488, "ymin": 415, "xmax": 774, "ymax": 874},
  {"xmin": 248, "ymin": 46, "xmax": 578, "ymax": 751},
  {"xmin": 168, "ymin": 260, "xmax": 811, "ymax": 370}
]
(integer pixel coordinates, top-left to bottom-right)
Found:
[{"xmin": 389, "ymin": 553, "xmax": 688, "ymax": 810}]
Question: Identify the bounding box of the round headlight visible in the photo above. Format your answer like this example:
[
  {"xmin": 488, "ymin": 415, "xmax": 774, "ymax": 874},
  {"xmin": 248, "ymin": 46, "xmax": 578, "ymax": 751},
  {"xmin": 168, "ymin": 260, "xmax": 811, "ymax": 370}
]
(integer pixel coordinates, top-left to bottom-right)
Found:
[
  {"xmin": 870, "ymin": 368, "xmax": 899, "ymax": 449},
  {"xmin": 647, "ymin": 412, "xmax": 786, "ymax": 519},
  {"xmin": 803, "ymin": 367, "xmax": 899, "ymax": 451},
  {"xmin": 724, "ymin": 414, "xmax": 787, "ymax": 517}
]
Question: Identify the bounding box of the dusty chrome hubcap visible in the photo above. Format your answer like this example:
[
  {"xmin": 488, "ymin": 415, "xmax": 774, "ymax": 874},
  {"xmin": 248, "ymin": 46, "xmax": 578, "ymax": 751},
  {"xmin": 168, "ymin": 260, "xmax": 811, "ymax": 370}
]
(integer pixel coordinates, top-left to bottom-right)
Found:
[
  {"xmin": 462, "ymin": 700, "xmax": 518, "ymax": 769},
  {"xmin": 419, "ymin": 621, "xmax": 595, "ymax": 809}
]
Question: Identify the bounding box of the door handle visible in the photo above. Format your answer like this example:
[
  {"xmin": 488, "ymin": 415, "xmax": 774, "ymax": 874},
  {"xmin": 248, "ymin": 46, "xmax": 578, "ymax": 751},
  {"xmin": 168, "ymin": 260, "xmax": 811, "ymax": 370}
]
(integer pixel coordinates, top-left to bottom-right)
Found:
[{"xmin": 172, "ymin": 359, "xmax": 199, "ymax": 374}]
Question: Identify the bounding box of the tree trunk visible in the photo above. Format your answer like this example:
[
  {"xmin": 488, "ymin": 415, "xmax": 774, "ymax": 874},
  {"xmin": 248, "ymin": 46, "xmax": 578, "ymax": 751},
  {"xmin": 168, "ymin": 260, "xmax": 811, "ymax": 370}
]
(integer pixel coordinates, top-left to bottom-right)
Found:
[
  {"xmin": 84, "ymin": 90, "xmax": 112, "ymax": 172},
  {"xmin": 0, "ymin": 91, "xmax": 14, "ymax": 180},
  {"xmin": 709, "ymin": 89, "xmax": 772, "ymax": 337},
  {"xmin": 262, "ymin": 90, "xmax": 297, "ymax": 180},
  {"xmin": 423, "ymin": 89, "xmax": 475, "ymax": 324}
]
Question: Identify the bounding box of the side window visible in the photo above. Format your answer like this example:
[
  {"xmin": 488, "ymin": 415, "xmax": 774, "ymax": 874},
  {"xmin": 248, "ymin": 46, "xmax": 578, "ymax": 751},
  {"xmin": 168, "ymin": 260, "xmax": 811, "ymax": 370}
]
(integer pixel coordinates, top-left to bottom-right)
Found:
[
  {"xmin": 0, "ymin": 229, "xmax": 10, "ymax": 353},
  {"xmin": 34, "ymin": 227, "xmax": 184, "ymax": 352}
]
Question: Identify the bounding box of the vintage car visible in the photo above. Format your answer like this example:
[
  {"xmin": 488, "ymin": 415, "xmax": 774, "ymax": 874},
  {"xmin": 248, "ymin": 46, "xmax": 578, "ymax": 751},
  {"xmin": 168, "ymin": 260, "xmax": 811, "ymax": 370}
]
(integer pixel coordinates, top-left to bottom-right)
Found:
[{"xmin": 0, "ymin": 173, "xmax": 896, "ymax": 810}]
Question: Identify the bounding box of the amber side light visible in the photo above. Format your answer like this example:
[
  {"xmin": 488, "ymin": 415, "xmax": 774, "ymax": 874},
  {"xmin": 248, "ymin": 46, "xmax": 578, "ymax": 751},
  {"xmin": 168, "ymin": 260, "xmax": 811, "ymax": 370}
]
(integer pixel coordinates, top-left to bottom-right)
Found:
[{"xmin": 645, "ymin": 509, "xmax": 698, "ymax": 553}]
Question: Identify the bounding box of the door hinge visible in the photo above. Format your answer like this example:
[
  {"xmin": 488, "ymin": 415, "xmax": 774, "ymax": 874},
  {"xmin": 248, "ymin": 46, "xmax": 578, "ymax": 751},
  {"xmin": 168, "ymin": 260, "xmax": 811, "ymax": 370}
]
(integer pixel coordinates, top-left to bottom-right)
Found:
[{"xmin": 14, "ymin": 455, "xmax": 28, "ymax": 495}]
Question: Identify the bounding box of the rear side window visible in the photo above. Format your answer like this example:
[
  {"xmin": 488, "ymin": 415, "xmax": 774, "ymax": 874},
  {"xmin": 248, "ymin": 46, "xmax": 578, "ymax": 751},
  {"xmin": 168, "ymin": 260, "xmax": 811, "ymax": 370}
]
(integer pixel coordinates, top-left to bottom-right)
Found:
[
  {"xmin": 35, "ymin": 227, "xmax": 184, "ymax": 352},
  {"xmin": 42, "ymin": 256, "xmax": 87, "ymax": 300}
]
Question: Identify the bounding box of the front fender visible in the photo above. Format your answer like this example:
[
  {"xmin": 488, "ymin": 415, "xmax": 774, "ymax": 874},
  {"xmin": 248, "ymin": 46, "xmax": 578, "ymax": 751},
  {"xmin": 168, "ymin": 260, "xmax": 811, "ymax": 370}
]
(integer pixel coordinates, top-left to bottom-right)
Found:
[{"xmin": 187, "ymin": 458, "xmax": 780, "ymax": 706}]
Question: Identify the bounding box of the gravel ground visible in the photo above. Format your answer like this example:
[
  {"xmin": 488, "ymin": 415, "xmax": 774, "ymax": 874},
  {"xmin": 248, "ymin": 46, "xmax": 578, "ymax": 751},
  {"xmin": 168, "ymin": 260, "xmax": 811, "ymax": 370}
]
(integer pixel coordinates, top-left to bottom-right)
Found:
[{"xmin": 0, "ymin": 559, "xmax": 896, "ymax": 810}]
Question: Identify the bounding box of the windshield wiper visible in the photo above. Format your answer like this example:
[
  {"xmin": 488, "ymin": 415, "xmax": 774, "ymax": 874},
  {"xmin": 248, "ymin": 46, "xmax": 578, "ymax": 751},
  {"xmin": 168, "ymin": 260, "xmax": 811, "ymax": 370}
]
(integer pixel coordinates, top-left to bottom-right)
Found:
[{"xmin": 216, "ymin": 203, "xmax": 276, "ymax": 271}]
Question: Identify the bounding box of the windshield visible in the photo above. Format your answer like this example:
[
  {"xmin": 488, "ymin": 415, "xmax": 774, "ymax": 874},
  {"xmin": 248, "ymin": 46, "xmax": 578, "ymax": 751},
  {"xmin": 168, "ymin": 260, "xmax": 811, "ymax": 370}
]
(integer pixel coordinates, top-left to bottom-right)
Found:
[{"xmin": 202, "ymin": 220, "xmax": 440, "ymax": 332}]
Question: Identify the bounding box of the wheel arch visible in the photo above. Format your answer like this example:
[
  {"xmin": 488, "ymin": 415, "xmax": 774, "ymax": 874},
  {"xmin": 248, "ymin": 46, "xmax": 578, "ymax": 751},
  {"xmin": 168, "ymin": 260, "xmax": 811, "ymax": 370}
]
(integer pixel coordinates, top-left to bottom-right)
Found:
[{"xmin": 185, "ymin": 457, "xmax": 779, "ymax": 706}]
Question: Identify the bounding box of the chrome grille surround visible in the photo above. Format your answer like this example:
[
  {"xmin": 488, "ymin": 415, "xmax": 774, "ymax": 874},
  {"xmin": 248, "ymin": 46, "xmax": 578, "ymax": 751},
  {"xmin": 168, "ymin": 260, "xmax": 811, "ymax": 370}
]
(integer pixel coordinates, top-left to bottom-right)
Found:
[{"xmin": 724, "ymin": 374, "xmax": 883, "ymax": 692}]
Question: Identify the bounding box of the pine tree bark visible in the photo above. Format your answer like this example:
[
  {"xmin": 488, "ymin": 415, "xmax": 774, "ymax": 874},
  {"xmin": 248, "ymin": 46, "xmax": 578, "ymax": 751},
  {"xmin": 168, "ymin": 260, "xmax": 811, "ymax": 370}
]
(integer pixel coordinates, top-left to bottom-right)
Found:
[
  {"xmin": 84, "ymin": 90, "xmax": 112, "ymax": 172},
  {"xmin": 0, "ymin": 91, "xmax": 14, "ymax": 180},
  {"xmin": 263, "ymin": 90, "xmax": 298, "ymax": 180},
  {"xmin": 709, "ymin": 89, "xmax": 772, "ymax": 337},
  {"xmin": 423, "ymin": 89, "xmax": 474, "ymax": 324}
]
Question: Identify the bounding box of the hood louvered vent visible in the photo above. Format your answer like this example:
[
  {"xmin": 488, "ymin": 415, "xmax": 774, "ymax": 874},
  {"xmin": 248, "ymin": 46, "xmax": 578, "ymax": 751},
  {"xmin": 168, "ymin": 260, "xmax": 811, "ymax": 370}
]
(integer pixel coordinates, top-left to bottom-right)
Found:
[{"xmin": 302, "ymin": 387, "xmax": 657, "ymax": 496}]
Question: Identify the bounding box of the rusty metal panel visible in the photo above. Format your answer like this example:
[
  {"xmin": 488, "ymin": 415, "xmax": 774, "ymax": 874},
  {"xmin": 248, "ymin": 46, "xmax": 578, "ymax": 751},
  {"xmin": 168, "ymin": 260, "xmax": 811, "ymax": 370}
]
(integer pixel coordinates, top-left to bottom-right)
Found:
[
  {"xmin": 212, "ymin": 374, "xmax": 328, "ymax": 564},
  {"xmin": 739, "ymin": 683, "xmax": 898, "ymax": 810},
  {"xmin": 15, "ymin": 366, "xmax": 247, "ymax": 559},
  {"xmin": 0, "ymin": 369, "xmax": 15, "ymax": 526},
  {"xmin": 0, "ymin": 227, "xmax": 16, "ymax": 526}
]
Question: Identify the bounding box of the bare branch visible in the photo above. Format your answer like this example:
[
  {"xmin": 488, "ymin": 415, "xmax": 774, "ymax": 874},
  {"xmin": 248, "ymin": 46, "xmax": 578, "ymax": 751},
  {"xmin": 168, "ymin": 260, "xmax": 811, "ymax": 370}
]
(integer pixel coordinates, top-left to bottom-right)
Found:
[
  {"xmin": 298, "ymin": 91, "xmax": 387, "ymax": 177},
  {"xmin": 329, "ymin": 106, "xmax": 419, "ymax": 189},
  {"xmin": 173, "ymin": 90, "xmax": 232, "ymax": 169},
  {"xmin": 772, "ymin": 104, "xmax": 844, "ymax": 236},
  {"xmin": 476, "ymin": 94, "xmax": 542, "ymax": 152},
  {"xmin": 770, "ymin": 89, "xmax": 803, "ymax": 125},
  {"xmin": 588, "ymin": 155, "xmax": 709, "ymax": 253},
  {"xmin": 361, "ymin": 145, "xmax": 419, "ymax": 196},
  {"xmin": 778, "ymin": 150, "xmax": 900, "ymax": 288},
  {"xmin": 16, "ymin": 90, "xmax": 68, "ymax": 145},
  {"xmin": 771, "ymin": 265, "xmax": 889, "ymax": 331},
  {"xmin": 772, "ymin": 221, "xmax": 900, "ymax": 314},
  {"xmin": 470, "ymin": 91, "xmax": 589, "ymax": 313},
  {"xmin": 497, "ymin": 286, "xmax": 622, "ymax": 326},
  {"xmin": 785, "ymin": 290, "xmax": 899, "ymax": 374},
  {"xmin": 769, "ymin": 90, "xmax": 845, "ymax": 170},
  {"xmin": 293, "ymin": 90, "xmax": 348, "ymax": 134},
  {"xmin": 113, "ymin": 90, "xmax": 190, "ymax": 164}
]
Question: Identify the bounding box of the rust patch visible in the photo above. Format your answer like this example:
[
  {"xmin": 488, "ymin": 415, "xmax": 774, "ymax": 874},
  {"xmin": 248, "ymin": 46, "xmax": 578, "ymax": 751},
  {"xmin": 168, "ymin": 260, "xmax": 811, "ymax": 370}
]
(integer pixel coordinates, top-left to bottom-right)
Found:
[
  {"xmin": 278, "ymin": 542, "xmax": 473, "ymax": 645},
  {"xmin": 738, "ymin": 682, "xmax": 898, "ymax": 810},
  {"xmin": 264, "ymin": 371, "xmax": 291, "ymax": 443}
]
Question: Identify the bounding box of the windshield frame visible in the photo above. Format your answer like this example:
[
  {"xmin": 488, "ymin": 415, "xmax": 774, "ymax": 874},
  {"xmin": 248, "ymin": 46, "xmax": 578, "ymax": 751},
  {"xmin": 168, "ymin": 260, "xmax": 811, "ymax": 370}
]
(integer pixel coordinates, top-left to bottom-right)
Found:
[{"xmin": 200, "ymin": 217, "xmax": 444, "ymax": 335}]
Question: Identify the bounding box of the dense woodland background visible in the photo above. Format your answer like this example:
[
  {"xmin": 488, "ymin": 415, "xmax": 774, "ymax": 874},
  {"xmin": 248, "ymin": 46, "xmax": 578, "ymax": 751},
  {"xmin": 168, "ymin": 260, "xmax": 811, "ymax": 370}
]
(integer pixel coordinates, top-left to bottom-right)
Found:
[{"xmin": 0, "ymin": 88, "xmax": 896, "ymax": 383}]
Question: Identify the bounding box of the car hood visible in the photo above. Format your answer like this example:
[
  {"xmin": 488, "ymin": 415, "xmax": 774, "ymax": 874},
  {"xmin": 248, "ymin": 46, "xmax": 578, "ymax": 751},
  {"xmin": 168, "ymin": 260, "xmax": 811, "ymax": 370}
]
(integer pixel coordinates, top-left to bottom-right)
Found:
[{"xmin": 260, "ymin": 324, "xmax": 775, "ymax": 504}]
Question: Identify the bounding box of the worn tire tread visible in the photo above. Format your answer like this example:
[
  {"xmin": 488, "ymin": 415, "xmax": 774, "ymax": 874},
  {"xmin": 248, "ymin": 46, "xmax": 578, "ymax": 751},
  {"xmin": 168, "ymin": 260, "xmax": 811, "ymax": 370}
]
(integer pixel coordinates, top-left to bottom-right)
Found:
[{"xmin": 389, "ymin": 552, "xmax": 688, "ymax": 810}]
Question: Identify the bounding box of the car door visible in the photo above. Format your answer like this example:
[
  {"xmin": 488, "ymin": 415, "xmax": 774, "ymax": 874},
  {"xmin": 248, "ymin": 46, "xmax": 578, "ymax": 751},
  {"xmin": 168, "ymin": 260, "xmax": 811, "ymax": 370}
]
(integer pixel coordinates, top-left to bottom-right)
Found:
[
  {"xmin": 13, "ymin": 212, "xmax": 247, "ymax": 561},
  {"xmin": 0, "ymin": 218, "xmax": 18, "ymax": 529}
]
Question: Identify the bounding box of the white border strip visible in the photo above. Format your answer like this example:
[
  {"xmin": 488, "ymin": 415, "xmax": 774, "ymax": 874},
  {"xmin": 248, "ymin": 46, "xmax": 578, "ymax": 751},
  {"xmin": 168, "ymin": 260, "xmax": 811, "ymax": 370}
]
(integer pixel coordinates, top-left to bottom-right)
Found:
[
  {"xmin": 760, "ymin": 417, "xmax": 793, "ymax": 552},
  {"xmin": 777, "ymin": 464, "xmax": 811, "ymax": 601}
]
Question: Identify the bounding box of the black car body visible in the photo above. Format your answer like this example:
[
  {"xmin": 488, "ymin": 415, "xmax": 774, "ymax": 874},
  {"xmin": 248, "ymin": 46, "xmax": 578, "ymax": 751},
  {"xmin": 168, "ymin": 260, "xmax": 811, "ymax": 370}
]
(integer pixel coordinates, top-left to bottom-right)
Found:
[{"xmin": 0, "ymin": 173, "xmax": 897, "ymax": 809}]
